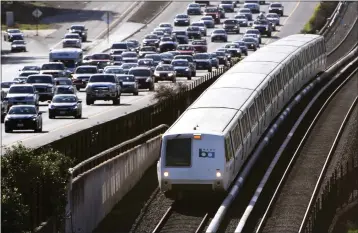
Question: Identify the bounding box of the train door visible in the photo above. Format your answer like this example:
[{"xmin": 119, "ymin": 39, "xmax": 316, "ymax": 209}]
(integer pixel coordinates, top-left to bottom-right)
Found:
[
  {"xmin": 230, "ymin": 123, "xmax": 244, "ymax": 175},
  {"xmin": 239, "ymin": 113, "xmax": 251, "ymax": 161}
]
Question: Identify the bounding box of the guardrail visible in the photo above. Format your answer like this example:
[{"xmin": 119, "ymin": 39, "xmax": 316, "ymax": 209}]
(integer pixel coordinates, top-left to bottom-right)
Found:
[
  {"xmin": 65, "ymin": 125, "xmax": 168, "ymax": 233},
  {"xmin": 320, "ymin": 1, "xmax": 344, "ymax": 36}
]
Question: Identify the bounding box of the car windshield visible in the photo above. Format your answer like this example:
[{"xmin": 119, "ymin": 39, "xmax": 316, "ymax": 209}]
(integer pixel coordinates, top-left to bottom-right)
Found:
[
  {"xmin": 55, "ymin": 87, "xmax": 75, "ymax": 94},
  {"xmin": 129, "ymin": 69, "xmax": 151, "ymax": 76},
  {"xmin": 235, "ymin": 41, "xmax": 246, "ymax": 46},
  {"xmin": 104, "ymin": 68, "xmax": 124, "ymax": 74},
  {"xmin": 90, "ymin": 75, "xmax": 115, "ymax": 82},
  {"xmin": 225, "ymin": 44, "xmax": 238, "ymax": 48},
  {"xmin": 177, "ymin": 45, "xmax": 193, "ymax": 50},
  {"xmin": 244, "ymin": 3, "xmax": 256, "ymax": 7},
  {"xmin": 271, "ymin": 3, "xmax": 282, "ymax": 7},
  {"xmin": 92, "ymin": 54, "xmax": 111, "ymax": 60},
  {"xmin": 122, "ymin": 52, "xmax": 137, "ymax": 58},
  {"xmin": 247, "ymin": 30, "xmax": 259, "ymax": 34},
  {"xmin": 19, "ymin": 72, "xmax": 38, "ymax": 77},
  {"xmin": 156, "ymin": 65, "xmax": 174, "ymax": 71},
  {"xmin": 8, "ymin": 29, "xmax": 21, "ymax": 33},
  {"xmin": 141, "ymin": 47, "xmax": 156, "ymax": 51},
  {"xmin": 41, "ymin": 63, "xmax": 65, "ymax": 70},
  {"xmin": 176, "ymin": 15, "xmax": 188, "ymax": 18},
  {"xmin": 121, "ymin": 63, "xmax": 137, "ymax": 69},
  {"xmin": 213, "ymin": 30, "xmax": 226, "ymax": 34},
  {"xmin": 112, "ymin": 56, "xmax": 123, "ymax": 61},
  {"xmin": 188, "ymin": 3, "xmax": 200, "ymax": 7},
  {"xmin": 243, "ymin": 37, "xmax": 255, "ymax": 42},
  {"xmin": 224, "ymin": 20, "xmax": 237, "ymax": 24},
  {"xmin": 65, "ymin": 34, "xmax": 79, "ymax": 39},
  {"xmin": 240, "ymin": 9, "xmax": 251, "ymax": 13},
  {"xmin": 71, "ymin": 26, "xmax": 84, "ymax": 30},
  {"xmin": 267, "ymin": 13, "xmax": 279, "ymax": 18},
  {"xmin": 173, "ymin": 31, "xmax": 186, "ymax": 36},
  {"xmin": 8, "ymin": 86, "xmax": 34, "ymax": 94},
  {"xmin": 254, "ymin": 21, "xmax": 268, "ymax": 25},
  {"xmin": 172, "ymin": 60, "xmax": 188, "ymax": 66},
  {"xmin": 187, "ymin": 27, "xmax": 199, "ymax": 32},
  {"xmin": 55, "ymin": 79, "xmax": 72, "ymax": 85},
  {"xmin": 160, "ymin": 24, "xmax": 171, "ymax": 28},
  {"xmin": 22, "ymin": 66, "xmax": 40, "ymax": 71},
  {"xmin": 53, "ymin": 96, "xmax": 77, "ymax": 103},
  {"xmin": 8, "ymin": 106, "xmax": 36, "ymax": 115},
  {"xmin": 145, "ymin": 35, "xmax": 158, "ymax": 39},
  {"xmin": 27, "ymin": 76, "xmax": 52, "ymax": 84},
  {"xmin": 118, "ymin": 76, "xmax": 135, "ymax": 82},
  {"xmin": 111, "ymin": 43, "xmax": 127, "ymax": 49},
  {"xmin": 161, "ymin": 37, "xmax": 173, "ymax": 42},
  {"xmin": 192, "ymin": 41, "xmax": 206, "ymax": 45},
  {"xmin": 236, "ymin": 15, "xmax": 247, "ymax": 19},
  {"xmin": 1, "ymin": 82, "xmax": 15, "ymax": 88},
  {"xmin": 145, "ymin": 55, "xmax": 161, "ymax": 61},
  {"xmin": 138, "ymin": 60, "xmax": 153, "ymax": 66},
  {"xmin": 202, "ymin": 17, "xmax": 213, "ymax": 21},
  {"xmin": 194, "ymin": 54, "xmax": 210, "ymax": 59},
  {"xmin": 215, "ymin": 51, "xmax": 226, "ymax": 56},
  {"xmin": 175, "ymin": 56, "xmax": 193, "ymax": 62},
  {"xmin": 75, "ymin": 67, "xmax": 97, "ymax": 73},
  {"xmin": 153, "ymin": 31, "xmax": 164, "ymax": 36},
  {"xmin": 161, "ymin": 53, "xmax": 174, "ymax": 59},
  {"xmin": 192, "ymin": 23, "xmax": 204, "ymax": 27},
  {"xmin": 205, "ymin": 8, "xmax": 217, "ymax": 12},
  {"xmin": 13, "ymin": 40, "xmax": 25, "ymax": 45}
]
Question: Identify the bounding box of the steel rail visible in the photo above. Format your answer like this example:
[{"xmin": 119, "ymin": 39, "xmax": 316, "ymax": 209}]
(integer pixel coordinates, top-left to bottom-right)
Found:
[
  {"xmin": 255, "ymin": 64, "xmax": 358, "ymax": 233},
  {"xmin": 298, "ymin": 95, "xmax": 358, "ymax": 232}
]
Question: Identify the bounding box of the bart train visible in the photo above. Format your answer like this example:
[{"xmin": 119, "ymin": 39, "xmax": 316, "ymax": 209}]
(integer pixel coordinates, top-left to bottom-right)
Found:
[{"xmin": 157, "ymin": 34, "xmax": 326, "ymax": 198}]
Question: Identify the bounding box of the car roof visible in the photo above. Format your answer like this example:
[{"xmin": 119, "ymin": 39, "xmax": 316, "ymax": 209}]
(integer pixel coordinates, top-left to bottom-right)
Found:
[
  {"xmin": 77, "ymin": 65, "xmax": 97, "ymax": 68},
  {"xmin": 10, "ymin": 105, "xmax": 36, "ymax": 108},
  {"xmin": 10, "ymin": 84, "xmax": 33, "ymax": 87},
  {"xmin": 54, "ymin": 94, "xmax": 77, "ymax": 97}
]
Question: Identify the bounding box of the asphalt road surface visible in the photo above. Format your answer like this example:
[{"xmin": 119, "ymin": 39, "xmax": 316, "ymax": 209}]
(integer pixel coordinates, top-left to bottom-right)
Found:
[{"xmin": 1, "ymin": 1, "xmax": 317, "ymax": 150}]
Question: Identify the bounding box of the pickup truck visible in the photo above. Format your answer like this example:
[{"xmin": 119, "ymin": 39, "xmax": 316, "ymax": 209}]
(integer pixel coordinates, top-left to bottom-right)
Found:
[{"xmin": 85, "ymin": 74, "xmax": 122, "ymax": 105}]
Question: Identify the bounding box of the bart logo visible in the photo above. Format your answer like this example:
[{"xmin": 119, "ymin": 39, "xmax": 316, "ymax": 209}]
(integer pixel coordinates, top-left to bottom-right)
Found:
[{"xmin": 199, "ymin": 148, "xmax": 216, "ymax": 158}]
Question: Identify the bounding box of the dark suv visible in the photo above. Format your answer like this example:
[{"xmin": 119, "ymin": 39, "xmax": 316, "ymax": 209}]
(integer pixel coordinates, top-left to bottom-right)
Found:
[{"xmin": 252, "ymin": 20, "xmax": 272, "ymax": 37}]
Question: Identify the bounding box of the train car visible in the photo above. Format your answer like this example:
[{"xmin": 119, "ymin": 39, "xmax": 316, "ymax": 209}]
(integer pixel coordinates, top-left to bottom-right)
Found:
[{"xmin": 157, "ymin": 34, "xmax": 326, "ymax": 199}]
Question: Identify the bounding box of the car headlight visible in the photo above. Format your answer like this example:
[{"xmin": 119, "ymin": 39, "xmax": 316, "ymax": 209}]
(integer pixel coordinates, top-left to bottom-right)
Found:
[
  {"xmin": 32, "ymin": 117, "xmax": 37, "ymax": 121},
  {"xmin": 154, "ymin": 71, "xmax": 159, "ymax": 76},
  {"xmin": 110, "ymin": 85, "xmax": 116, "ymax": 91},
  {"xmin": 146, "ymin": 77, "xmax": 152, "ymax": 82},
  {"xmin": 72, "ymin": 105, "xmax": 78, "ymax": 109},
  {"xmin": 185, "ymin": 68, "xmax": 189, "ymax": 71},
  {"xmin": 168, "ymin": 73, "xmax": 173, "ymax": 76}
]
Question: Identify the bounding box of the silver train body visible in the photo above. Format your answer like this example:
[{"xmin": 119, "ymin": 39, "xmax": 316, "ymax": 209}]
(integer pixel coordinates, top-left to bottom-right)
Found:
[{"xmin": 157, "ymin": 34, "xmax": 326, "ymax": 198}]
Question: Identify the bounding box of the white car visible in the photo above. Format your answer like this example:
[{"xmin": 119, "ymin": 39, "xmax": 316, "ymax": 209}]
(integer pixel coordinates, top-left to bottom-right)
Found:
[{"xmin": 62, "ymin": 39, "xmax": 81, "ymax": 48}]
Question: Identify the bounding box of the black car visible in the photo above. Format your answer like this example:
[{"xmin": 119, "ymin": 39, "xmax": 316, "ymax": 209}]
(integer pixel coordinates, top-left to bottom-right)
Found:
[
  {"xmin": 171, "ymin": 59, "xmax": 192, "ymax": 80},
  {"xmin": 154, "ymin": 64, "xmax": 177, "ymax": 83},
  {"xmin": 214, "ymin": 51, "xmax": 229, "ymax": 66},
  {"xmin": 4, "ymin": 105, "xmax": 42, "ymax": 133},
  {"xmin": 223, "ymin": 19, "xmax": 240, "ymax": 34},
  {"xmin": 252, "ymin": 20, "xmax": 272, "ymax": 37},
  {"xmin": 126, "ymin": 39, "xmax": 141, "ymax": 52},
  {"xmin": 191, "ymin": 40, "xmax": 208, "ymax": 53},
  {"xmin": 174, "ymin": 14, "xmax": 191, "ymax": 26},
  {"xmin": 54, "ymin": 77, "xmax": 72, "ymax": 86},
  {"xmin": 186, "ymin": 26, "xmax": 202, "ymax": 40},
  {"xmin": 142, "ymin": 34, "xmax": 160, "ymax": 48},
  {"xmin": 224, "ymin": 43, "xmax": 242, "ymax": 58},
  {"xmin": 128, "ymin": 67, "xmax": 154, "ymax": 91},
  {"xmin": 233, "ymin": 40, "xmax": 248, "ymax": 56},
  {"xmin": 144, "ymin": 54, "xmax": 163, "ymax": 67},
  {"xmin": 68, "ymin": 25, "xmax": 88, "ymax": 41},
  {"xmin": 187, "ymin": 3, "xmax": 202, "ymax": 15},
  {"xmin": 138, "ymin": 46, "xmax": 157, "ymax": 58},
  {"xmin": 193, "ymin": 53, "xmax": 212, "ymax": 72},
  {"xmin": 173, "ymin": 54, "xmax": 197, "ymax": 76},
  {"xmin": 54, "ymin": 85, "xmax": 76, "ymax": 95},
  {"xmin": 160, "ymin": 52, "xmax": 174, "ymax": 64},
  {"xmin": 173, "ymin": 30, "xmax": 190, "ymax": 44},
  {"xmin": 159, "ymin": 37, "xmax": 177, "ymax": 52},
  {"xmin": 48, "ymin": 94, "xmax": 82, "ymax": 119}
]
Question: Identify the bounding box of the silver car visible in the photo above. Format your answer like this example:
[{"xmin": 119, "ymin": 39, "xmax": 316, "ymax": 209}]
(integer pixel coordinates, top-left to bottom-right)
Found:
[
  {"xmin": 243, "ymin": 3, "xmax": 260, "ymax": 14},
  {"xmin": 11, "ymin": 40, "xmax": 27, "ymax": 52},
  {"xmin": 200, "ymin": 16, "xmax": 215, "ymax": 28},
  {"xmin": 238, "ymin": 8, "xmax": 253, "ymax": 21},
  {"xmin": 266, "ymin": 13, "xmax": 280, "ymax": 30},
  {"xmin": 4, "ymin": 84, "xmax": 39, "ymax": 111},
  {"xmin": 62, "ymin": 39, "xmax": 81, "ymax": 48},
  {"xmin": 117, "ymin": 74, "xmax": 138, "ymax": 95},
  {"xmin": 190, "ymin": 22, "xmax": 207, "ymax": 36},
  {"xmin": 235, "ymin": 14, "xmax": 249, "ymax": 27},
  {"xmin": 246, "ymin": 29, "xmax": 262, "ymax": 43}
]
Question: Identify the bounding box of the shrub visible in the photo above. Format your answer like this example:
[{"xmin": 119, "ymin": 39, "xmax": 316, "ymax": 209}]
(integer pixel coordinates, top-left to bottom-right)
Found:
[
  {"xmin": 152, "ymin": 82, "xmax": 188, "ymax": 103},
  {"xmin": 1, "ymin": 144, "xmax": 73, "ymax": 232}
]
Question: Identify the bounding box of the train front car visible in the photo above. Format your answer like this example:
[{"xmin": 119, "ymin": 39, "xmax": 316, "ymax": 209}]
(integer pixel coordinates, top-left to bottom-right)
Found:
[{"xmin": 158, "ymin": 132, "xmax": 230, "ymax": 199}]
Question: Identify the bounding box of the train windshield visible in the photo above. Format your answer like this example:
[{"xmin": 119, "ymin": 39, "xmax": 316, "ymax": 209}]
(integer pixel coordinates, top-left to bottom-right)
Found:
[{"xmin": 165, "ymin": 138, "xmax": 192, "ymax": 167}]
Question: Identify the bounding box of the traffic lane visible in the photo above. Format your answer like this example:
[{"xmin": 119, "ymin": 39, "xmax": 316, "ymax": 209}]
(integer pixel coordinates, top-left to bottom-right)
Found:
[
  {"xmin": 47, "ymin": 1, "xmax": 137, "ymax": 50},
  {"xmin": 1, "ymin": 57, "xmax": 47, "ymax": 82}
]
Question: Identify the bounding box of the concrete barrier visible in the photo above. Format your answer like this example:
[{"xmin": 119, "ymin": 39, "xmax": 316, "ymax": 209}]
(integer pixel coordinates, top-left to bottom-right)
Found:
[{"xmin": 65, "ymin": 134, "xmax": 162, "ymax": 233}]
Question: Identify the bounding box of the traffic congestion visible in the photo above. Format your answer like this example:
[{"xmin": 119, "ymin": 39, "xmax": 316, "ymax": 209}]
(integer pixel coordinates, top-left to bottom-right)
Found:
[{"xmin": 1, "ymin": 0, "xmax": 286, "ymax": 134}]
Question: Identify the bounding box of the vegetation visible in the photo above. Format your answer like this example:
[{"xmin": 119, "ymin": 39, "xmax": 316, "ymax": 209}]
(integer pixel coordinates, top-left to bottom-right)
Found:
[
  {"xmin": 1, "ymin": 23, "xmax": 52, "ymax": 30},
  {"xmin": 152, "ymin": 82, "xmax": 188, "ymax": 103},
  {"xmin": 301, "ymin": 1, "xmax": 338, "ymax": 34},
  {"xmin": 1, "ymin": 144, "xmax": 73, "ymax": 232}
]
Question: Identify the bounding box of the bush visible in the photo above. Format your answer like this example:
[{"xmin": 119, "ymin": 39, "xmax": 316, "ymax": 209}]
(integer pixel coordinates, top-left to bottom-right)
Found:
[
  {"xmin": 301, "ymin": 1, "xmax": 338, "ymax": 34},
  {"xmin": 1, "ymin": 144, "xmax": 73, "ymax": 232},
  {"xmin": 152, "ymin": 82, "xmax": 188, "ymax": 103}
]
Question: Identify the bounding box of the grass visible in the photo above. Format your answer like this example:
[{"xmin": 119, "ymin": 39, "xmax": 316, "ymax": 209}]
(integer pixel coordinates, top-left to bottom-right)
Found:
[
  {"xmin": 348, "ymin": 230, "xmax": 358, "ymax": 233},
  {"xmin": 301, "ymin": 1, "xmax": 338, "ymax": 34},
  {"xmin": 1, "ymin": 23, "xmax": 53, "ymax": 31}
]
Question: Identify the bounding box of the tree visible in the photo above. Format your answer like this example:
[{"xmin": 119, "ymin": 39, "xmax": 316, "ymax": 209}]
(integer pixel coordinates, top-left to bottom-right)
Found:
[{"xmin": 152, "ymin": 82, "xmax": 188, "ymax": 103}]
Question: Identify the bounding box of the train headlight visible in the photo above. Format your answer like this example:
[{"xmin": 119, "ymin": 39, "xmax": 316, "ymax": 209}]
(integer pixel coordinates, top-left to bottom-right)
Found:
[
  {"xmin": 164, "ymin": 171, "xmax": 169, "ymax": 177},
  {"xmin": 216, "ymin": 171, "xmax": 222, "ymax": 178}
]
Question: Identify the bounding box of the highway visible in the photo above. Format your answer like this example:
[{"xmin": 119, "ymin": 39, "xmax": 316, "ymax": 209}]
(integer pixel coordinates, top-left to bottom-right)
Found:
[{"xmin": 1, "ymin": 1, "xmax": 318, "ymax": 150}]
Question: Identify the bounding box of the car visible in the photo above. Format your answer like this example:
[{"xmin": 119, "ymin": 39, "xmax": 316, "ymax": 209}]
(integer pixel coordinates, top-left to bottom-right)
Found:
[
  {"xmin": 54, "ymin": 85, "xmax": 77, "ymax": 95},
  {"xmin": 159, "ymin": 23, "xmax": 173, "ymax": 32},
  {"xmin": 154, "ymin": 64, "xmax": 177, "ymax": 83},
  {"xmin": 200, "ymin": 16, "xmax": 215, "ymax": 28},
  {"xmin": 187, "ymin": 3, "xmax": 202, "ymax": 15},
  {"xmin": 13, "ymin": 77, "xmax": 27, "ymax": 83},
  {"xmin": 186, "ymin": 26, "xmax": 202, "ymax": 40},
  {"xmin": 233, "ymin": 40, "xmax": 249, "ymax": 56},
  {"xmin": 68, "ymin": 25, "xmax": 88, "ymax": 41},
  {"xmin": 176, "ymin": 44, "xmax": 196, "ymax": 56},
  {"xmin": 252, "ymin": 20, "xmax": 272, "ymax": 37},
  {"xmin": 256, "ymin": 12, "xmax": 266, "ymax": 21},
  {"xmin": 116, "ymin": 74, "xmax": 139, "ymax": 95},
  {"xmin": 159, "ymin": 37, "xmax": 177, "ymax": 53},
  {"xmin": 11, "ymin": 40, "xmax": 26, "ymax": 52},
  {"xmin": 48, "ymin": 94, "xmax": 82, "ymax": 119},
  {"xmin": 89, "ymin": 53, "xmax": 112, "ymax": 68},
  {"xmin": 238, "ymin": 8, "xmax": 253, "ymax": 21},
  {"xmin": 219, "ymin": 3, "xmax": 235, "ymax": 12},
  {"xmin": 235, "ymin": 14, "xmax": 249, "ymax": 27},
  {"xmin": 26, "ymin": 74, "xmax": 55, "ymax": 101},
  {"xmin": 216, "ymin": 48, "xmax": 233, "ymax": 63},
  {"xmin": 72, "ymin": 65, "xmax": 98, "ymax": 90},
  {"xmin": 172, "ymin": 30, "xmax": 190, "ymax": 44},
  {"xmin": 243, "ymin": 3, "xmax": 260, "ymax": 13},
  {"xmin": 195, "ymin": 1, "xmax": 210, "ymax": 5},
  {"xmin": 120, "ymin": 63, "xmax": 138, "ymax": 74},
  {"xmin": 245, "ymin": 28, "xmax": 262, "ymax": 43},
  {"xmin": 3, "ymin": 29, "xmax": 24, "ymax": 42},
  {"xmin": 160, "ymin": 52, "xmax": 175, "ymax": 64},
  {"xmin": 138, "ymin": 46, "xmax": 157, "ymax": 58},
  {"xmin": 204, "ymin": 7, "xmax": 221, "ymax": 24},
  {"xmin": 174, "ymin": 14, "xmax": 191, "ymax": 26},
  {"xmin": 110, "ymin": 42, "xmax": 130, "ymax": 55},
  {"xmin": 62, "ymin": 34, "xmax": 82, "ymax": 48},
  {"xmin": 142, "ymin": 34, "xmax": 161, "ymax": 48},
  {"xmin": 40, "ymin": 62, "xmax": 67, "ymax": 76},
  {"xmin": 152, "ymin": 30, "xmax": 165, "ymax": 39},
  {"xmin": 4, "ymin": 105, "xmax": 42, "ymax": 133},
  {"xmin": 54, "ymin": 77, "xmax": 73, "ymax": 86},
  {"xmin": 128, "ymin": 67, "xmax": 154, "ymax": 91},
  {"xmin": 154, "ymin": 27, "xmax": 172, "ymax": 35},
  {"xmin": 223, "ymin": 19, "xmax": 240, "ymax": 34},
  {"xmin": 167, "ymin": 50, "xmax": 182, "ymax": 57},
  {"xmin": 144, "ymin": 54, "xmax": 163, "ymax": 66},
  {"xmin": 243, "ymin": 34, "xmax": 260, "ymax": 46},
  {"xmin": 19, "ymin": 66, "xmax": 41, "ymax": 72},
  {"xmin": 269, "ymin": 2, "xmax": 284, "ymax": 16},
  {"xmin": 191, "ymin": 39, "xmax": 208, "ymax": 53},
  {"xmin": 126, "ymin": 39, "xmax": 141, "ymax": 52},
  {"xmin": 85, "ymin": 74, "xmax": 122, "ymax": 105},
  {"xmin": 121, "ymin": 51, "xmax": 138, "ymax": 63},
  {"xmin": 221, "ymin": 0, "xmax": 237, "ymax": 8},
  {"xmin": 1, "ymin": 82, "xmax": 17, "ymax": 97},
  {"xmin": 218, "ymin": 6, "xmax": 226, "ymax": 18},
  {"xmin": 18, "ymin": 70, "xmax": 40, "ymax": 79},
  {"xmin": 111, "ymin": 55, "xmax": 124, "ymax": 66},
  {"xmin": 190, "ymin": 22, "xmax": 207, "ymax": 36},
  {"xmin": 209, "ymin": 53, "xmax": 220, "ymax": 69},
  {"xmin": 193, "ymin": 53, "xmax": 212, "ymax": 72},
  {"xmin": 211, "ymin": 29, "xmax": 228, "ymax": 42},
  {"xmin": 173, "ymin": 55, "xmax": 197, "ymax": 76},
  {"xmin": 224, "ymin": 43, "xmax": 242, "ymax": 57},
  {"xmin": 3, "ymin": 84, "xmax": 39, "ymax": 112},
  {"xmin": 103, "ymin": 66, "xmax": 125, "ymax": 75},
  {"xmin": 214, "ymin": 51, "xmax": 229, "ymax": 65},
  {"xmin": 138, "ymin": 58, "xmax": 155, "ymax": 72},
  {"xmin": 242, "ymin": 37, "xmax": 258, "ymax": 51},
  {"xmin": 266, "ymin": 13, "xmax": 280, "ymax": 30},
  {"xmin": 171, "ymin": 59, "xmax": 192, "ymax": 80}
]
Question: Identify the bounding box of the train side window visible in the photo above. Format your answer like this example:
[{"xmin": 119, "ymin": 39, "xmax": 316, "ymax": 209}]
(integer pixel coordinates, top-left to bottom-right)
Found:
[
  {"xmin": 263, "ymin": 86, "xmax": 270, "ymax": 106},
  {"xmin": 225, "ymin": 136, "xmax": 234, "ymax": 161},
  {"xmin": 248, "ymin": 103, "xmax": 258, "ymax": 125},
  {"xmin": 230, "ymin": 129, "xmax": 238, "ymax": 151},
  {"xmin": 256, "ymin": 93, "xmax": 265, "ymax": 116},
  {"xmin": 275, "ymin": 74, "xmax": 283, "ymax": 90},
  {"xmin": 241, "ymin": 113, "xmax": 250, "ymax": 137},
  {"xmin": 235, "ymin": 123, "xmax": 242, "ymax": 146}
]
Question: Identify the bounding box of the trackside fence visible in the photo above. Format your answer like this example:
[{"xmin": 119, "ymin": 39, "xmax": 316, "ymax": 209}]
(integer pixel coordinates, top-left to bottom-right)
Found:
[{"xmin": 65, "ymin": 125, "xmax": 168, "ymax": 233}]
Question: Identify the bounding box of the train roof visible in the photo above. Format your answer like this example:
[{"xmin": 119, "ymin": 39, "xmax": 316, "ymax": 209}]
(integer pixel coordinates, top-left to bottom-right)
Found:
[{"xmin": 164, "ymin": 34, "xmax": 323, "ymax": 136}]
